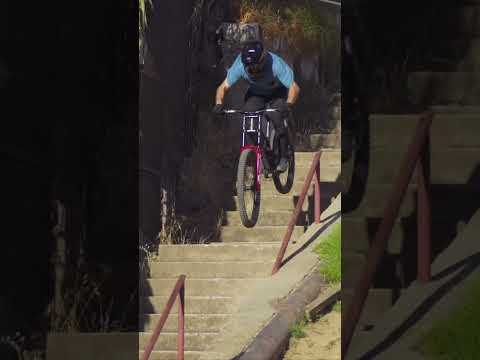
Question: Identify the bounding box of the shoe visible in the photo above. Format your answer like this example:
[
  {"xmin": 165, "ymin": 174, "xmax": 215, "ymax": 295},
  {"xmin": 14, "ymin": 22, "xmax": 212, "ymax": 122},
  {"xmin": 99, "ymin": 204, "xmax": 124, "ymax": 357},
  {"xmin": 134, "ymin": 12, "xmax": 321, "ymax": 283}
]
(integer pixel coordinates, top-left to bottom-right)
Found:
[{"xmin": 276, "ymin": 158, "xmax": 289, "ymax": 173}]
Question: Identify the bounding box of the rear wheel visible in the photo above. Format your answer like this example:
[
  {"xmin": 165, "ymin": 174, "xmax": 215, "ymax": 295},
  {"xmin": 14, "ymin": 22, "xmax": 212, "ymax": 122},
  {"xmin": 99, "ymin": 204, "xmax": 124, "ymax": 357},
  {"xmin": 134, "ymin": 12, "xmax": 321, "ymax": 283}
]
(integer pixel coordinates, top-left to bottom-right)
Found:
[
  {"xmin": 273, "ymin": 127, "xmax": 295, "ymax": 194},
  {"xmin": 236, "ymin": 148, "xmax": 260, "ymax": 227}
]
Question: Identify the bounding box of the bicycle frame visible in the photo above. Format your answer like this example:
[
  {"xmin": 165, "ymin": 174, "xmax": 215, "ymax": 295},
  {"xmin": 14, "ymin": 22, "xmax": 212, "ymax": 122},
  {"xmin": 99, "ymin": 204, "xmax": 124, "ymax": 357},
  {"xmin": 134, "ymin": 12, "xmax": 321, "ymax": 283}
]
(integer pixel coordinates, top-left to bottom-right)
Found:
[{"xmin": 225, "ymin": 108, "xmax": 279, "ymax": 192}]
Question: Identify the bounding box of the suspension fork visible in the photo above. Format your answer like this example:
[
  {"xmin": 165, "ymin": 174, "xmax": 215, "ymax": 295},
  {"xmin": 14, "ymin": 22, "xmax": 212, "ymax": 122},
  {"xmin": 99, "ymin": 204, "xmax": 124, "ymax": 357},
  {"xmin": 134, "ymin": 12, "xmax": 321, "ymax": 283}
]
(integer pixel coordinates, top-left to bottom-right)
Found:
[
  {"xmin": 241, "ymin": 113, "xmax": 265, "ymax": 192},
  {"xmin": 255, "ymin": 145, "xmax": 262, "ymax": 192}
]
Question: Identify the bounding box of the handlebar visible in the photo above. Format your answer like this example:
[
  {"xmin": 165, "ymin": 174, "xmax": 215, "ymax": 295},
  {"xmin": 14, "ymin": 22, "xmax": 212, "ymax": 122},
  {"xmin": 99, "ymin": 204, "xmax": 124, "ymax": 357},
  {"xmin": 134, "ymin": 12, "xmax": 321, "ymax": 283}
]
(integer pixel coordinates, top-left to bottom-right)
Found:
[{"xmin": 223, "ymin": 108, "xmax": 280, "ymax": 115}]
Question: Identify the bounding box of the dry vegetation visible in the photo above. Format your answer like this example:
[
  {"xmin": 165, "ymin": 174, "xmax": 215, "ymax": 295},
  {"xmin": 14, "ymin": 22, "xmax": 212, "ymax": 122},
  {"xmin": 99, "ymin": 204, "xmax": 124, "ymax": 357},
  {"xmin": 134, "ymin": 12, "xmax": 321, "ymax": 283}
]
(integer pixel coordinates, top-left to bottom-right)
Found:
[
  {"xmin": 239, "ymin": 0, "xmax": 336, "ymax": 55},
  {"xmin": 48, "ymin": 270, "xmax": 136, "ymax": 333}
]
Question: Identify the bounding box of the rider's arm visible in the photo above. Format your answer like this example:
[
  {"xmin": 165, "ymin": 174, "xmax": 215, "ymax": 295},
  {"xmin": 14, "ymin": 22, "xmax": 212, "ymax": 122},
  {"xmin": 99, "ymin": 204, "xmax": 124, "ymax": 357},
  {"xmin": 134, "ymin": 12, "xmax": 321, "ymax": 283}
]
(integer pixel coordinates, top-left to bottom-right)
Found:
[
  {"xmin": 286, "ymin": 81, "xmax": 300, "ymax": 105},
  {"xmin": 272, "ymin": 54, "xmax": 301, "ymax": 105},
  {"xmin": 216, "ymin": 55, "xmax": 244, "ymax": 105},
  {"xmin": 215, "ymin": 79, "xmax": 230, "ymax": 105}
]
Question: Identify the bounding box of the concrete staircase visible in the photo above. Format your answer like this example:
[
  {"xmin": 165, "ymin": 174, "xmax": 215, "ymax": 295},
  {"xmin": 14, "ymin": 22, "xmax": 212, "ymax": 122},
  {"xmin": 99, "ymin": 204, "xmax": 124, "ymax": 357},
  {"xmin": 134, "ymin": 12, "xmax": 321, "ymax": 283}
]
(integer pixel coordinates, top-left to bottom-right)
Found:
[
  {"xmin": 342, "ymin": 110, "xmax": 480, "ymax": 340},
  {"xmin": 139, "ymin": 150, "xmax": 341, "ymax": 359},
  {"xmin": 343, "ymin": 1, "xmax": 480, "ymax": 347}
]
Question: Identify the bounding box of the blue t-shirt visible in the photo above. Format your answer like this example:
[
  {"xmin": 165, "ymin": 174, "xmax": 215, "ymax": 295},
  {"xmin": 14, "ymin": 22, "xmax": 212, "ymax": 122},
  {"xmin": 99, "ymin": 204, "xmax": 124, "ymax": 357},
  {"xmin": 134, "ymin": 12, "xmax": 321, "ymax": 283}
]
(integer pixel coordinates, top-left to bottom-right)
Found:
[{"xmin": 226, "ymin": 52, "xmax": 294, "ymax": 96}]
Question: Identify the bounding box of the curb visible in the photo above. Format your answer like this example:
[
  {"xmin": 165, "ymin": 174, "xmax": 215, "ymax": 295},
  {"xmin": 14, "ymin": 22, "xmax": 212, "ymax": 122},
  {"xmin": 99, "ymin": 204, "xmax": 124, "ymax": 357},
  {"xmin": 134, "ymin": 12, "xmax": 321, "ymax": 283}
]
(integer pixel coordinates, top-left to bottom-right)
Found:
[{"xmin": 234, "ymin": 269, "xmax": 326, "ymax": 360}]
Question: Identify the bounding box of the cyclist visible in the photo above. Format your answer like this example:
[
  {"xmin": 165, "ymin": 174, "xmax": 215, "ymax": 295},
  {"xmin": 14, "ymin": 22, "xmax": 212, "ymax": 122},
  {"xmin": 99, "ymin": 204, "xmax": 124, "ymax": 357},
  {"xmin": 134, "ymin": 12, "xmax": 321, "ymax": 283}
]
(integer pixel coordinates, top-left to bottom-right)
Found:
[{"xmin": 213, "ymin": 40, "xmax": 301, "ymax": 172}]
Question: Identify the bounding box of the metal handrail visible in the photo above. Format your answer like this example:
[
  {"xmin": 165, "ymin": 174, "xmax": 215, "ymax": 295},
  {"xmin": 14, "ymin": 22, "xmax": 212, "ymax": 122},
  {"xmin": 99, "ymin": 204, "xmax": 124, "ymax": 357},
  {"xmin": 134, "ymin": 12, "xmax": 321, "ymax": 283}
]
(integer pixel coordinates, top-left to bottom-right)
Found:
[
  {"xmin": 272, "ymin": 151, "xmax": 322, "ymax": 275},
  {"xmin": 141, "ymin": 274, "xmax": 186, "ymax": 360},
  {"xmin": 342, "ymin": 111, "xmax": 434, "ymax": 358}
]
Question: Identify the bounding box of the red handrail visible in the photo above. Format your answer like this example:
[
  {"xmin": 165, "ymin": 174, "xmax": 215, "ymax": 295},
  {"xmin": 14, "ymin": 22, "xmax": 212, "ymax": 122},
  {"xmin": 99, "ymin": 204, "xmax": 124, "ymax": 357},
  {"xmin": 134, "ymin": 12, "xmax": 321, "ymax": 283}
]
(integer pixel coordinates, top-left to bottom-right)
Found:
[
  {"xmin": 417, "ymin": 129, "xmax": 431, "ymax": 282},
  {"xmin": 141, "ymin": 274, "xmax": 186, "ymax": 360},
  {"xmin": 272, "ymin": 151, "xmax": 322, "ymax": 275},
  {"xmin": 342, "ymin": 111, "xmax": 434, "ymax": 358}
]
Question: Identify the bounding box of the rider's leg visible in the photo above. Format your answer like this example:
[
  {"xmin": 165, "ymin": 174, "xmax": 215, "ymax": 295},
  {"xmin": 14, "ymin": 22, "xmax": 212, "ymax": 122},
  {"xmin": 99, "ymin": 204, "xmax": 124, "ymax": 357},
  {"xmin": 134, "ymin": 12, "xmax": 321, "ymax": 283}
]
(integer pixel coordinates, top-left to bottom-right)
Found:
[
  {"xmin": 243, "ymin": 91, "xmax": 266, "ymax": 112},
  {"xmin": 268, "ymin": 97, "xmax": 289, "ymax": 171},
  {"xmin": 243, "ymin": 91, "xmax": 267, "ymax": 145}
]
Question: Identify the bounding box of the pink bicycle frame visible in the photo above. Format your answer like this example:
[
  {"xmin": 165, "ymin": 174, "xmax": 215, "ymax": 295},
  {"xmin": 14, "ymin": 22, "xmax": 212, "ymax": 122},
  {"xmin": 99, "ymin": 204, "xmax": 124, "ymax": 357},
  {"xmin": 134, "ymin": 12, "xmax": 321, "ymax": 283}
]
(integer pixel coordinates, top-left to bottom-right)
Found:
[{"xmin": 239, "ymin": 110, "xmax": 271, "ymax": 192}]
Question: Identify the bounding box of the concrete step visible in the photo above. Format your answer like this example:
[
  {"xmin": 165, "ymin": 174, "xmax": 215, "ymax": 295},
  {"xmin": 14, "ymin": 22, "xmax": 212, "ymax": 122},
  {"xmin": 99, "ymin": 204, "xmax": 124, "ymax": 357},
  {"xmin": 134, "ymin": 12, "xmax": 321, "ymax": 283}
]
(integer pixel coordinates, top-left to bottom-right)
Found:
[
  {"xmin": 342, "ymin": 252, "xmax": 367, "ymax": 288},
  {"xmin": 142, "ymin": 313, "xmax": 230, "ymax": 332},
  {"xmin": 224, "ymin": 188, "xmax": 339, "ymax": 214},
  {"xmin": 370, "ymin": 112, "xmax": 480, "ymax": 148},
  {"xmin": 343, "ymin": 249, "xmax": 405, "ymax": 289},
  {"xmin": 344, "ymin": 183, "xmax": 480, "ymax": 219},
  {"xmin": 342, "ymin": 216, "xmax": 469, "ymax": 255},
  {"xmin": 431, "ymin": 105, "xmax": 480, "ymax": 113},
  {"xmin": 341, "ymin": 288, "xmax": 396, "ymax": 330},
  {"xmin": 347, "ymin": 330, "xmax": 372, "ymax": 360},
  {"xmin": 260, "ymin": 180, "xmax": 339, "ymax": 196},
  {"xmin": 222, "ymin": 210, "xmax": 310, "ymax": 226},
  {"xmin": 153, "ymin": 243, "xmax": 279, "ymax": 262},
  {"xmin": 142, "ymin": 278, "xmax": 271, "ymax": 297},
  {"xmin": 429, "ymin": 148, "xmax": 480, "ymax": 184},
  {"xmin": 141, "ymin": 296, "xmax": 235, "ymax": 314},
  {"xmin": 146, "ymin": 261, "xmax": 273, "ymax": 279},
  {"xmin": 262, "ymin": 181, "xmax": 316, "ymax": 199},
  {"xmin": 139, "ymin": 351, "xmax": 225, "ymax": 360},
  {"xmin": 271, "ymin": 165, "xmax": 340, "ymax": 182},
  {"xmin": 294, "ymin": 150, "xmax": 340, "ymax": 167},
  {"xmin": 344, "ymin": 184, "xmax": 416, "ymax": 218},
  {"xmin": 342, "ymin": 218, "xmax": 404, "ymax": 255},
  {"xmin": 245, "ymin": 165, "xmax": 338, "ymax": 185},
  {"xmin": 261, "ymin": 178, "xmax": 339, "ymax": 197},
  {"xmin": 310, "ymin": 133, "xmax": 340, "ymax": 149},
  {"xmin": 408, "ymin": 72, "xmax": 480, "ymax": 105},
  {"xmin": 363, "ymin": 148, "xmax": 480, "ymax": 184},
  {"xmin": 139, "ymin": 332, "xmax": 217, "ymax": 352},
  {"xmin": 220, "ymin": 225, "xmax": 305, "ymax": 243},
  {"xmin": 225, "ymin": 192, "xmax": 312, "ymax": 211}
]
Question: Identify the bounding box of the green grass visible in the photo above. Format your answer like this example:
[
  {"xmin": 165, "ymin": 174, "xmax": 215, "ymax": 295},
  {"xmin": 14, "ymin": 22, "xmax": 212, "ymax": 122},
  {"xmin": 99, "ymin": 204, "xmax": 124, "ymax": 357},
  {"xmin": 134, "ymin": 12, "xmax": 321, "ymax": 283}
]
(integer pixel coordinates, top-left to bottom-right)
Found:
[
  {"xmin": 289, "ymin": 316, "xmax": 308, "ymax": 339},
  {"xmin": 415, "ymin": 278, "xmax": 480, "ymax": 360},
  {"xmin": 314, "ymin": 222, "xmax": 341, "ymax": 284},
  {"xmin": 333, "ymin": 300, "xmax": 341, "ymax": 313}
]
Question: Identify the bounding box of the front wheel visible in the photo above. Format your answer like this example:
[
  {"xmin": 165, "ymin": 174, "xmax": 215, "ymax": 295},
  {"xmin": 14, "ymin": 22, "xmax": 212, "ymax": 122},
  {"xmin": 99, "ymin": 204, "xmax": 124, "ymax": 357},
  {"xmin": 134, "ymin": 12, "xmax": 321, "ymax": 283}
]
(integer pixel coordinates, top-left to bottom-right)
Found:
[{"xmin": 236, "ymin": 148, "xmax": 260, "ymax": 228}]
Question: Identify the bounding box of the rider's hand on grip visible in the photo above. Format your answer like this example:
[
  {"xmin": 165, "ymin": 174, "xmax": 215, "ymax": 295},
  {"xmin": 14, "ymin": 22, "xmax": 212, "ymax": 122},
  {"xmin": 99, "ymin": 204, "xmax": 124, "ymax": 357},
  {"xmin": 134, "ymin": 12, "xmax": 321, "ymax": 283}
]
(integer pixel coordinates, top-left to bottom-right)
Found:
[
  {"xmin": 212, "ymin": 104, "xmax": 224, "ymax": 115},
  {"xmin": 278, "ymin": 102, "xmax": 292, "ymax": 117}
]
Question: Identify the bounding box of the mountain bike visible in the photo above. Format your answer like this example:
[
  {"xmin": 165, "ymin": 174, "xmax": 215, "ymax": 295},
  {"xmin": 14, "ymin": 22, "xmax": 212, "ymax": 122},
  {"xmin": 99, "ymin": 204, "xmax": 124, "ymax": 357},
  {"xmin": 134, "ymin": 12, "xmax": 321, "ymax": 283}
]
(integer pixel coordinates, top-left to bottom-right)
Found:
[{"xmin": 223, "ymin": 108, "xmax": 295, "ymax": 227}]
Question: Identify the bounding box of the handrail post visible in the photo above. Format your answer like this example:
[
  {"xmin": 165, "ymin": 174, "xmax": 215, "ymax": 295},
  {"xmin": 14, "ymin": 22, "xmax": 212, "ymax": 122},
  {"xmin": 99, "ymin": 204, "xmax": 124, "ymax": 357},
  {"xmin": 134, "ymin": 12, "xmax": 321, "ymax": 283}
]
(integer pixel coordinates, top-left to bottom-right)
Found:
[
  {"xmin": 271, "ymin": 151, "xmax": 322, "ymax": 275},
  {"xmin": 178, "ymin": 284, "xmax": 185, "ymax": 360},
  {"xmin": 314, "ymin": 159, "xmax": 321, "ymax": 224},
  {"xmin": 417, "ymin": 132, "xmax": 431, "ymax": 283}
]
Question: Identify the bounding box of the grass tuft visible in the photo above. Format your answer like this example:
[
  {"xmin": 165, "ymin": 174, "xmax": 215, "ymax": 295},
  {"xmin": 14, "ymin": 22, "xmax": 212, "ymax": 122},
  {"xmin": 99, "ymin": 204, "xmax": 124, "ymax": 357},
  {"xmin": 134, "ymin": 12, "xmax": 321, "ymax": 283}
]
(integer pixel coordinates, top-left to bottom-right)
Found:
[
  {"xmin": 314, "ymin": 222, "xmax": 341, "ymax": 284},
  {"xmin": 414, "ymin": 278, "xmax": 480, "ymax": 359},
  {"xmin": 290, "ymin": 316, "xmax": 309, "ymax": 339},
  {"xmin": 333, "ymin": 300, "xmax": 341, "ymax": 312}
]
